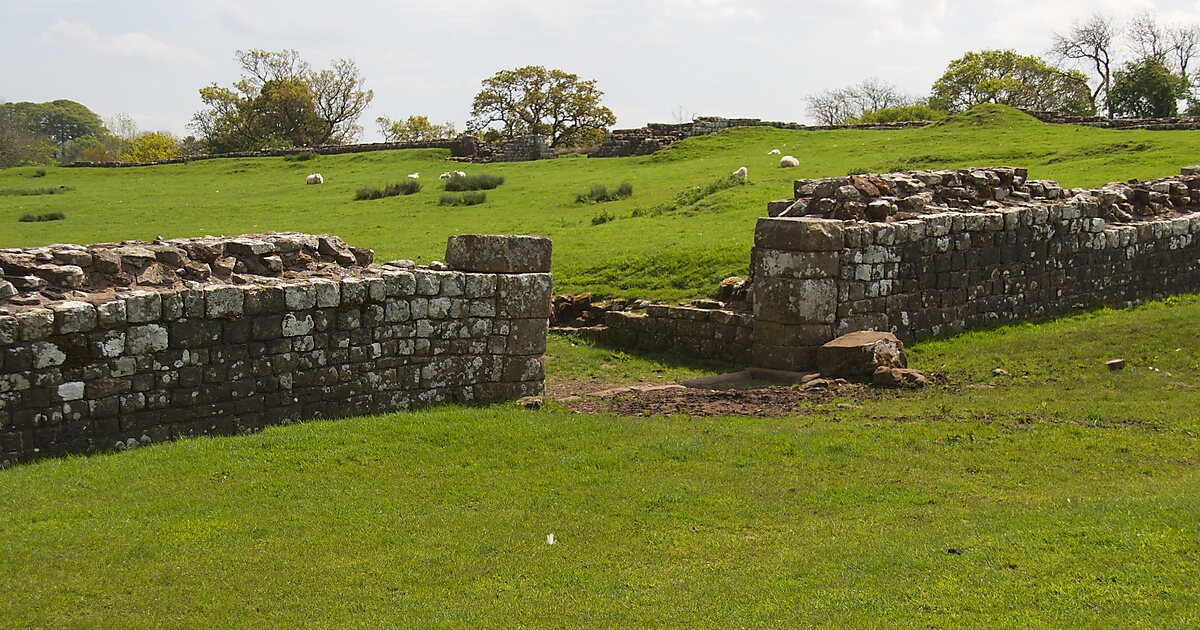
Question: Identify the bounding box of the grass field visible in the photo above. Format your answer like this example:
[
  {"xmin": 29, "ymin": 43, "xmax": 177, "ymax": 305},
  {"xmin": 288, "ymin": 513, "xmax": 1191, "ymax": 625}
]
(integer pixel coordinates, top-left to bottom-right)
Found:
[
  {"xmin": 3, "ymin": 106, "xmax": 1200, "ymax": 626},
  {"xmin": 2, "ymin": 296, "xmax": 1198, "ymax": 627},
  {"xmin": 5, "ymin": 105, "xmax": 1200, "ymax": 300}
]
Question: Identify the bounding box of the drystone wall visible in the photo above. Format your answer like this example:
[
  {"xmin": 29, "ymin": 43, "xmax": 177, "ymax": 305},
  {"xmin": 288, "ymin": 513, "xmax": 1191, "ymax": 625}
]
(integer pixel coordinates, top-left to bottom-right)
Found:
[
  {"xmin": 593, "ymin": 116, "xmax": 930, "ymax": 158},
  {"xmin": 598, "ymin": 306, "xmax": 754, "ymax": 365},
  {"xmin": 0, "ymin": 232, "xmax": 552, "ymax": 464},
  {"xmin": 750, "ymin": 167, "xmax": 1200, "ymax": 370},
  {"xmin": 66, "ymin": 134, "xmax": 557, "ymax": 168},
  {"xmin": 66, "ymin": 138, "xmax": 477, "ymax": 168},
  {"xmin": 1024, "ymin": 110, "xmax": 1200, "ymax": 130}
]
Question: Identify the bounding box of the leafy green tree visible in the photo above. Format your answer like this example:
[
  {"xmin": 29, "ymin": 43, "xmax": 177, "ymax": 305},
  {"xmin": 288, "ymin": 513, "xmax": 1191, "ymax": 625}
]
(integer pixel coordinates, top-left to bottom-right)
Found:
[
  {"xmin": 468, "ymin": 66, "xmax": 616, "ymax": 148},
  {"xmin": 190, "ymin": 49, "xmax": 373, "ymax": 152},
  {"xmin": 119, "ymin": 132, "xmax": 183, "ymax": 163},
  {"xmin": 1109, "ymin": 58, "xmax": 1189, "ymax": 118},
  {"xmin": 0, "ymin": 103, "xmax": 55, "ymax": 167},
  {"xmin": 375, "ymin": 115, "xmax": 457, "ymax": 142},
  {"xmin": 930, "ymin": 50, "xmax": 1095, "ymax": 115},
  {"xmin": 31, "ymin": 100, "xmax": 104, "ymax": 154}
]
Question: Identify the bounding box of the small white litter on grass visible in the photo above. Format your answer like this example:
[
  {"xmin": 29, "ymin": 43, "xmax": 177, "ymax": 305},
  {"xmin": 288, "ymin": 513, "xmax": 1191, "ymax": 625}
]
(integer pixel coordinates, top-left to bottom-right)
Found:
[{"xmin": 547, "ymin": 533, "xmax": 556, "ymax": 545}]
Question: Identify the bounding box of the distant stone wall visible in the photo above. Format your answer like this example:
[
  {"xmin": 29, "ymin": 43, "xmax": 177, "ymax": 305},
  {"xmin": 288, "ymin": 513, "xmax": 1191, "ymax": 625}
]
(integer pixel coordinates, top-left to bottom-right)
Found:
[
  {"xmin": 592, "ymin": 116, "xmax": 931, "ymax": 158},
  {"xmin": 65, "ymin": 138, "xmax": 478, "ymax": 168},
  {"xmin": 0, "ymin": 233, "xmax": 552, "ymax": 464},
  {"xmin": 1024, "ymin": 110, "xmax": 1200, "ymax": 130},
  {"xmin": 750, "ymin": 168, "xmax": 1200, "ymax": 370},
  {"xmin": 64, "ymin": 134, "xmax": 557, "ymax": 168}
]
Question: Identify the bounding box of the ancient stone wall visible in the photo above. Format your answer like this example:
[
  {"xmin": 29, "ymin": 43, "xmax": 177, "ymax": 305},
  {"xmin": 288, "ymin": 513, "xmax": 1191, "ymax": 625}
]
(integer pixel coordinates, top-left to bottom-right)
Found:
[
  {"xmin": 593, "ymin": 116, "xmax": 930, "ymax": 158},
  {"xmin": 751, "ymin": 168, "xmax": 1200, "ymax": 369},
  {"xmin": 0, "ymin": 233, "xmax": 552, "ymax": 464},
  {"xmin": 1024, "ymin": 110, "xmax": 1200, "ymax": 130},
  {"xmin": 597, "ymin": 306, "xmax": 753, "ymax": 365},
  {"xmin": 65, "ymin": 138, "xmax": 479, "ymax": 168}
]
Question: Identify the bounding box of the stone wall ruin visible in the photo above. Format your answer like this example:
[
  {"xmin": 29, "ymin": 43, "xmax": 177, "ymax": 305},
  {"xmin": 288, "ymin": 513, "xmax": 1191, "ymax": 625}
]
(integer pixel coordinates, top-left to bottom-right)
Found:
[
  {"xmin": 0, "ymin": 233, "xmax": 552, "ymax": 464},
  {"xmin": 564, "ymin": 165, "xmax": 1200, "ymax": 373}
]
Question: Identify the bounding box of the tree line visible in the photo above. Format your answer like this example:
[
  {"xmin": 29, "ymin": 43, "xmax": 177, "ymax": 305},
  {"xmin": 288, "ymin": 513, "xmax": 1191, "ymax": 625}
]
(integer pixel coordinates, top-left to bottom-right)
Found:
[
  {"xmin": 5, "ymin": 10, "xmax": 1200, "ymax": 169},
  {"xmin": 807, "ymin": 10, "xmax": 1200, "ymax": 125}
]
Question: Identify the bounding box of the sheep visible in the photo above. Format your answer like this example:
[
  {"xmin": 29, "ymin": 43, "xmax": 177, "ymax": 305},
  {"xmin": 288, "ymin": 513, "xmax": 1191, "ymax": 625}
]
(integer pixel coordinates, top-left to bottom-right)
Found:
[
  {"xmin": 406, "ymin": 172, "xmax": 420, "ymax": 179},
  {"xmin": 768, "ymin": 149, "xmax": 781, "ymax": 155},
  {"xmin": 779, "ymin": 155, "xmax": 799, "ymax": 168},
  {"xmin": 306, "ymin": 173, "xmax": 324, "ymax": 185},
  {"xmin": 732, "ymin": 166, "xmax": 748, "ymax": 180},
  {"xmin": 439, "ymin": 172, "xmax": 451, "ymax": 180},
  {"xmin": 454, "ymin": 170, "xmax": 466, "ymax": 178}
]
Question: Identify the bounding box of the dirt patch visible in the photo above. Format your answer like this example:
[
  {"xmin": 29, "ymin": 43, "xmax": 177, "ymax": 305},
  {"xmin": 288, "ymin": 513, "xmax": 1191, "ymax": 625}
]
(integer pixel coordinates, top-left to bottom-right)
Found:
[{"xmin": 554, "ymin": 380, "xmax": 875, "ymax": 417}]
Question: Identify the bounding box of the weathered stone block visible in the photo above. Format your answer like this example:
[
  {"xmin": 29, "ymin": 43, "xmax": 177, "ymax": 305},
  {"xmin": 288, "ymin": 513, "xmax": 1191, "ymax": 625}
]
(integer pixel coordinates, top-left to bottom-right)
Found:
[
  {"xmin": 204, "ymin": 286, "xmax": 244, "ymax": 319},
  {"xmin": 127, "ymin": 325, "xmax": 169, "ymax": 355},
  {"xmin": 816, "ymin": 331, "xmax": 907, "ymax": 377},
  {"xmin": 753, "ymin": 278, "xmax": 837, "ymax": 324},
  {"xmin": 445, "ymin": 234, "xmax": 553, "ymax": 274},
  {"xmin": 17, "ymin": 309, "xmax": 55, "ymax": 342},
  {"xmin": 753, "ymin": 249, "xmax": 840, "ymax": 279},
  {"xmin": 755, "ymin": 217, "xmax": 844, "ymax": 252},
  {"xmin": 50, "ymin": 302, "xmax": 96, "ymax": 335},
  {"xmin": 125, "ymin": 291, "xmax": 162, "ymax": 324},
  {"xmin": 496, "ymin": 274, "xmax": 553, "ymax": 318}
]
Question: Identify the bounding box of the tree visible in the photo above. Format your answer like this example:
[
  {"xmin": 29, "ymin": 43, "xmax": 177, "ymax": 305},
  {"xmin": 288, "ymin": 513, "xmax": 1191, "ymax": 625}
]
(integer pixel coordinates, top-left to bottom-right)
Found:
[
  {"xmin": 119, "ymin": 132, "xmax": 183, "ymax": 163},
  {"xmin": 1108, "ymin": 58, "xmax": 1189, "ymax": 118},
  {"xmin": 1128, "ymin": 11, "xmax": 1170, "ymax": 63},
  {"xmin": 190, "ymin": 49, "xmax": 373, "ymax": 152},
  {"xmin": 17, "ymin": 100, "xmax": 104, "ymax": 156},
  {"xmin": 376, "ymin": 115, "xmax": 457, "ymax": 142},
  {"xmin": 806, "ymin": 78, "xmax": 912, "ymax": 125},
  {"xmin": 0, "ymin": 103, "xmax": 55, "ymax": 167},
  {"xmin": 930, "ymin": 50, "xmax": 1095, "ymax": 115},
  {"xmin": 1051, "ymin": 13, "xmax": 1119, "ymax": 116},
  {"xmin": 468, "ymin": 66, "xmax": 616, "ymax": 148}
]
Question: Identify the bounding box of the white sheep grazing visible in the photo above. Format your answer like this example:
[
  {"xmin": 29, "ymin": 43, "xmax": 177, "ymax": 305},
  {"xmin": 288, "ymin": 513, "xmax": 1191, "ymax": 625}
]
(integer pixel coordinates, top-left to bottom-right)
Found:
[
  {"xmin": 306, "ymin": 173, "xmax": 324, "ymax": 185},
  {"xmin": 454, "ymin": 170, "xmax": 466, "ymax": 178},
  {"xmin": 732, "ymin": 166, "xmax": 748, "ymax": 179},
  {"xmin": 406, "ymin": 172, "xmax": 420, "ymax": 179},
  {"xmin": 768, "ymin": 149, "xmax": 781, "ymax": 155},
  {"xmin": 439, "ymin": 172, "xmax": 451, "ymax": 180},
  {"xmin": 779, "ymin": 155, "xmax": 800, "ymax": 168}
]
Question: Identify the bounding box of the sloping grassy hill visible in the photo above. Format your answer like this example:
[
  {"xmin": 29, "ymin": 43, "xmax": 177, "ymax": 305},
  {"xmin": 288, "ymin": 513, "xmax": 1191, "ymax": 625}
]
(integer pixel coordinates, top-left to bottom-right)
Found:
[
  {"xmin": 3, "ymin": 105, "xmax": 1200, "ymax": 302},
  {"xmin": 2, "ymin": 296, "xmax": 1198, "ymax": 626}
]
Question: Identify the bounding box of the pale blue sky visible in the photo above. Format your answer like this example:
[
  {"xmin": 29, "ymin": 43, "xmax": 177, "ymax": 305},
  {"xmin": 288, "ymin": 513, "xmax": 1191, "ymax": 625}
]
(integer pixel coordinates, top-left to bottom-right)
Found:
[{"xmin": 3, "ymin": 0, "xmax": 1199, "ymax": 141}]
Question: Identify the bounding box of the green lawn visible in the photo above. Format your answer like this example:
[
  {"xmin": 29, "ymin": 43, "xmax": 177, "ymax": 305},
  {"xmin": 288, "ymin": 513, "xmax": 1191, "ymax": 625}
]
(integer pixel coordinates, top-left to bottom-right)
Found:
[
  {"xmin": 2, "ymin": 296, "xmax": 1198, "ymax": 627},
  {"xmin": 5, "ymin": 105, "xmax": 1200, "ymax": 300}
]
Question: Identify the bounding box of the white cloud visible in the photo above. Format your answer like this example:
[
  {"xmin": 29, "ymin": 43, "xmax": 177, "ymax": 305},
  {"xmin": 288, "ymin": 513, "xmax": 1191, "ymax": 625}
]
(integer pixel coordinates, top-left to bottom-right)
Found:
[
  {"xmin": 853, "ymin": 0, "xmax": 948, "ymax": 44},
  {"xmin": 42, "ymin": 20, "xmax": 205, "ymax": 66},
  {"xmin": 661, "ymin": 0, "xmax": 763, "ymax": 21}
]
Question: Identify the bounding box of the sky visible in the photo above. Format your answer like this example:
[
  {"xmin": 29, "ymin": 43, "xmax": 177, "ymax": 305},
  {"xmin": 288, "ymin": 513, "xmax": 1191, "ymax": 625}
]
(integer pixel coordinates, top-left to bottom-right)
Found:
[{"xmin": 4, "ymin": 0, "xmax": 1200, "ymax": 142}]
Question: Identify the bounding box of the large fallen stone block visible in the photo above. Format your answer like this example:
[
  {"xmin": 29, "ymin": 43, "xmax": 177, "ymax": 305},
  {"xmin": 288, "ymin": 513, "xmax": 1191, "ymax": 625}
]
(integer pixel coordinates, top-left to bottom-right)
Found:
[{"xmin": 816, "ymin": 331, "xmax": 907, "ymax": 377}]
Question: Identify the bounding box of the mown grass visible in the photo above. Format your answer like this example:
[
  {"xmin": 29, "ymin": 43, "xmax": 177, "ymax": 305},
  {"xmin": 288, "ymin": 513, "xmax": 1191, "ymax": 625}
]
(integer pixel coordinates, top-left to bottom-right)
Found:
[
  {"xmin": 1, "ymin": 295, "xmax": 1198, "ymax": 627},
  {"xmin": 4, "ymin": 105, "xmax": 1200, "ymax": 302}
]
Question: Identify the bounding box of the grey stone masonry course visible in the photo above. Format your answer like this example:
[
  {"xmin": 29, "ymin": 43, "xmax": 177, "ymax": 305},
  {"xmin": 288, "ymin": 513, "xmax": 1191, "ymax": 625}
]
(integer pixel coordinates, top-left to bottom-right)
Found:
[{"xmin": 0, "ymin": 233, "xmax": 551, "ymax": 464}]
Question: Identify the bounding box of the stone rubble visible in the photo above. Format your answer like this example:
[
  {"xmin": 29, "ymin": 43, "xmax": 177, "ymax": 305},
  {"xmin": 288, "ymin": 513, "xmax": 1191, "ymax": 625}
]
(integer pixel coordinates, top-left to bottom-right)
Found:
[{"xmin": 776, "ymin": 166, "xmax": 1200, "ymax": 226}]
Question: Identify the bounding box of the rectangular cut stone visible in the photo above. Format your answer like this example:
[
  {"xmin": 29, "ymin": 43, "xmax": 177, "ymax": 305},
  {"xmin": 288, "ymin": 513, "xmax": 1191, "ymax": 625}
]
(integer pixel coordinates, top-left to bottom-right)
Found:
[
  {"xmin": 496, "ymin": 274, "xmax": 553, "ymax": 318},
  {"xmin": 445, "ymin": 235, "xmax": 552, "ymax": 274},
  {"xmin": 752, "ymin": 249, "xmax": 839, "ymax": 279},
  {"xmin": 52, "ymin": 301, "xmax": 97, "ymax": 334},
  {"xmin": 203, "ymin": 286, "xmax": 244, "ymax": 319},
  {"xmin": 755, "ymin": 217, "xmax": 845, "ymax": 252},
  {"xmin": 753, "ymin": 278, "xmax": 837, "ymax": 324}
]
